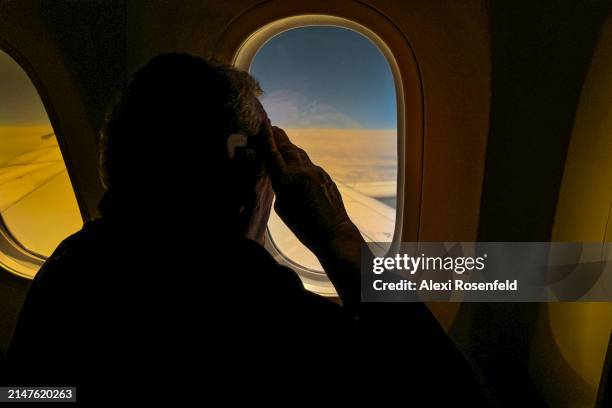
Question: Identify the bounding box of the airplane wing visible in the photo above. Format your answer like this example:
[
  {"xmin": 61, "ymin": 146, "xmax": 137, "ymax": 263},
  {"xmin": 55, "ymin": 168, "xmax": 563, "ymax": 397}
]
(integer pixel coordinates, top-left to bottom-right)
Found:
[
  {"xmin": 342, "ymin": 180, "xmax": 396, "ymax": 199},
  {"xmin": 0, "ymin": 135, "xmax": 67, "ymax": 212},
  {"xmin": 337, "ymin": 181, "xmax": 396, "ymax": 242}
]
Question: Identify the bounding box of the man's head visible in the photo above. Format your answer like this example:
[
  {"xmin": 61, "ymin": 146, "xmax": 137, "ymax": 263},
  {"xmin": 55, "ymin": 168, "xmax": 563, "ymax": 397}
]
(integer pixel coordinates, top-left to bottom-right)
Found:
[{"xmin": 99, "ymin": 53, "xmax": 273, "ymax": 241}]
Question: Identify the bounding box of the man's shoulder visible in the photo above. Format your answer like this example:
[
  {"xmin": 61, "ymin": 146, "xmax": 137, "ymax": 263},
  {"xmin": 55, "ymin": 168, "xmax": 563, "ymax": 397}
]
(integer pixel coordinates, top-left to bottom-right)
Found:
[{"xmin": 34, "ymin": 219, "xmax": 108, "ymax": 284}]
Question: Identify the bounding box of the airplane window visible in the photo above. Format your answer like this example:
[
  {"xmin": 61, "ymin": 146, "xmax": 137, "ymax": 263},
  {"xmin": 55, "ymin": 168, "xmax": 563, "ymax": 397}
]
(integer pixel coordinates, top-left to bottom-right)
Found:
[
  {"xmin": 0, "ymin": 49, "xmax": 82, "ymax": 273},
  {"xmin": 250, "ymin": 26, "xmax": 397, "ymax": 274}
]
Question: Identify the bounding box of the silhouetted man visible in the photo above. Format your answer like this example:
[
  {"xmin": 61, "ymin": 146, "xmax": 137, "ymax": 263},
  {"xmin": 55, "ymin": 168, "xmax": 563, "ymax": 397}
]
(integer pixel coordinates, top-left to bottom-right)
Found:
[{"xmin": 3, "ymin": 54, "xmax": 483, "ymax": 405}]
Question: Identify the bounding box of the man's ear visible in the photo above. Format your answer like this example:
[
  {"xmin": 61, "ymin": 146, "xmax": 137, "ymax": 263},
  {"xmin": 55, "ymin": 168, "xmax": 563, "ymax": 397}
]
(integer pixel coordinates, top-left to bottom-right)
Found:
[
  {"xmin": 227, "ymin": 133, "xmax": 264, "ymax": 180},
  {"xmin": 227, "ymin": 133, "xmax": 247, "ymax": 158}
]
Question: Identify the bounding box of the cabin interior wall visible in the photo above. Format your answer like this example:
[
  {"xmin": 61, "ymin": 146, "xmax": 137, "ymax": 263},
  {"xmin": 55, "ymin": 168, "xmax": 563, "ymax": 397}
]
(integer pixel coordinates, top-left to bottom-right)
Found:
[
  {"xmin": 464, "ymin": 1, "xmax": 612, "ymax": 406},
  {"xmin": 537, "ymin": 12, "xmax": 612, "ymax": 407}
]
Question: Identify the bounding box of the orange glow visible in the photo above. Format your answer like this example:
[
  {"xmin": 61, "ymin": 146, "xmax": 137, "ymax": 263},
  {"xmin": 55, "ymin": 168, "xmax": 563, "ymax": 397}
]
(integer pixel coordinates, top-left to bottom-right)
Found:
[{"xmin": 0, "ymin": 125, "xmax": 82, "ymax": 261}]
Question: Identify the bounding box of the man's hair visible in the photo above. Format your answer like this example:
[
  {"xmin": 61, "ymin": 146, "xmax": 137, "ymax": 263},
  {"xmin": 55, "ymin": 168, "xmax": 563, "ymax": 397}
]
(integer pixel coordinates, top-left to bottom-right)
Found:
[{"xmin": 99, "ymin": 53, "xmax": 263, "ymax": 189}]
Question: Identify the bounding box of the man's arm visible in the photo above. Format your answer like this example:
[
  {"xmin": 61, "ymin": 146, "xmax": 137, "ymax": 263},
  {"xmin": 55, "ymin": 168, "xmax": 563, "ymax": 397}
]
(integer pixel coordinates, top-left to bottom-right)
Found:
[
  {"xmin": 256, "ymin": 121, "xmax": 366, "ymax": 311},
  {"xmin": 256, "ymin": 122, "xmax": 484, "ymax": 404}
]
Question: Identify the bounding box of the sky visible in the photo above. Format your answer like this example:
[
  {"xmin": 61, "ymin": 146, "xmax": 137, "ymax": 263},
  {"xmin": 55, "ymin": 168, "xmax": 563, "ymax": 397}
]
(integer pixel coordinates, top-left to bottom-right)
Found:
[{"xmin": 250, "ymin": 26, "xmax": 397, "ymax": 130}]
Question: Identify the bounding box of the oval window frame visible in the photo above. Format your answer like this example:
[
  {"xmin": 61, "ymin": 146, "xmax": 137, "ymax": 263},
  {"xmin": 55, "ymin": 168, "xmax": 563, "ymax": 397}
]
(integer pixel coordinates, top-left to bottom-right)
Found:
[
  {"xmin": 0, "ymin": 45, "xmax": 82, "ymax": 279},
  {"xmin": 214, "ymin": 8, "xmax": 424, "ymax": 296}
]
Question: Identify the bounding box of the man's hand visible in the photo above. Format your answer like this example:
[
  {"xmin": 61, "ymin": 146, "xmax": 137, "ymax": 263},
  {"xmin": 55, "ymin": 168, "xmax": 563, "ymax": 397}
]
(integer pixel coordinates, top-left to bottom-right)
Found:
[
  {"xmin": 256, "ymin": 120, "xmax": 364, "ymax": 307},
  {"xmin": 258, "ymin": 121, "xmax": 362, "ymax": 255}
]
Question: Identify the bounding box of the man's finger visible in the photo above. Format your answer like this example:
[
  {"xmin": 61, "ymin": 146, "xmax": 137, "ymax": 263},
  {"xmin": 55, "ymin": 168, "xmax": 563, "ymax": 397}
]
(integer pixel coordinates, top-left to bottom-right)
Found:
[
  {"xmin": 283, "ymin": 146, "xmax": 311, "ymax": 165},
  {"xmin": 271, "ymin": 126, "xmax": 293, "ymax": 149},
  {"xmin": 271, "ymin": 126, "xmax": 314, "ymax": 166},
  {"xmin": 257, "ymin": 119, "xmax": 286, "ymax": 181}
]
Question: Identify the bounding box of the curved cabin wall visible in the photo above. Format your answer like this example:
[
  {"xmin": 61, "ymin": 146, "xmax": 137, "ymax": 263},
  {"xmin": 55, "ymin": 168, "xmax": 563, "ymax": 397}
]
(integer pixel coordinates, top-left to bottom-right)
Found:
[{"xmin": 535, "ymin": 13, "xmax": 612, "ymax": 407}]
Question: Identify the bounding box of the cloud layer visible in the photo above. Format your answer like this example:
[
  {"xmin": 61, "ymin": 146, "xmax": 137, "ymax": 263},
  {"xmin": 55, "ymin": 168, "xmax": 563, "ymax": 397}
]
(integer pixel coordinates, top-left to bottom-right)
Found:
[{"xmin": 262, "ymin": 90, "xmax": 363, "ymax": 129}]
